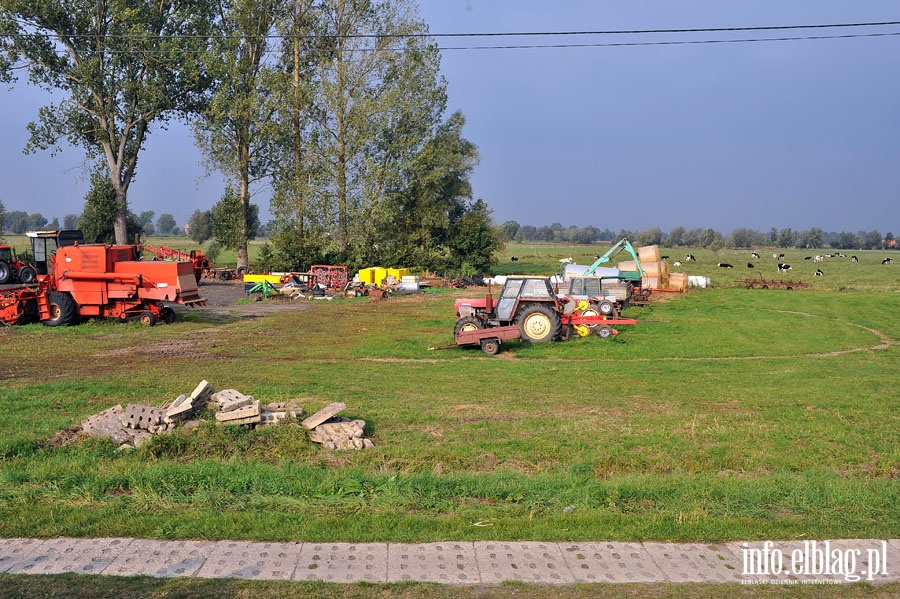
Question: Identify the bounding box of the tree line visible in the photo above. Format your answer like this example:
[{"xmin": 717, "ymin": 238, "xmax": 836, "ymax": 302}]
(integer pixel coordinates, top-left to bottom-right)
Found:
[
  {"xmin": 0, "ymin": 0, "xmax": 500, "ymax": 274},
  {"xmin": 500, "ymin": 222, "xmax": 896, "ymax": 251}
]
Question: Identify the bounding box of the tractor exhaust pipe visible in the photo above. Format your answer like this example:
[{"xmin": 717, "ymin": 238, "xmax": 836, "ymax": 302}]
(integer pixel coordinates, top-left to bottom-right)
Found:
[{"xmin": 485, "ymin": 285, "xmax": 493, "ymax": 316}]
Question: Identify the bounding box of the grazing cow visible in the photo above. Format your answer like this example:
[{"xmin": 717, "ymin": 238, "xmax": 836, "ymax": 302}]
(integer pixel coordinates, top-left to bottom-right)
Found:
[
  {"xmin": 751, "ymin": 252, "xmax": 760, "ymax": 259},
  {"xmin": 718, "ymin": 263, "xmax": 734, "ymax": 268},
  {"xmin": 510, "ymin": 256, "xmax": 519, "ymax": 262},
  {"xmin": 852, "ymin": 256, "xmax": 859, "ymax": 262},
  {"xmin": 774, "ymin": 253, "xmax": 785, "ymax": 260},
  {"xmin": 813, "ymin": 255, "xmax": 824, "ymax": 262},
  {"xmin": 883, "ymin": 258, "xmax": 894, "ymax": 265},
  {"xmin": 660, "ymin": 255, "xmax": 669, "ymax": 260},
  {"xmin": 804, "ymin": 256, "xmax": 813, "ymax": 261},
  {"xmin": 747, "ymin": 262, "xmax": 755, "ymax": 268},
  {"xmin": 837, "ymin": 253, "xmax": 847, "ymax": 258},
  {"xmin": 673, "ymin": 261, "xmax": 682, "ymax": 267},
  {"xmin": 684, "ymin": 254, "xmax": 696, "ymax": 262},
  {"xmin": 815, "ymin": 269, "xmax": 824, "ymax": 276},
  {"xmin": 778, "ymin": 263, "xmax": 792, "ymax": 272}
]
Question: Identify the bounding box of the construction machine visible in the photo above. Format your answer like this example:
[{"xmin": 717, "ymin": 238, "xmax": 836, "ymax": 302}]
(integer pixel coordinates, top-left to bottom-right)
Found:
[
  {"xmin": 0, "ymin": 230, "xmax": 205, "ymax": 327},
  {"xmin": 559, "ymin": 238, "xmax": 647, "ymax": 315},
  {"xmin": 452, "ymin": 275, "xmax": 637, "ymax": 354}
]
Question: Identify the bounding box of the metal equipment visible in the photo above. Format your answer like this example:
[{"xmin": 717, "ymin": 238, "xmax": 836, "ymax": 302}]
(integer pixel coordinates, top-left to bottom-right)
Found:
[
  {"xmin": 0, "ymin": 230, "xmax": 205, "ymax": 327},
  {"xmin": 144, "ymin": 244, "xmax": 244, "ymax": 282},
  {"xmin": 0, "ymin": 244, "xmax": 36, "ymax": 284}
]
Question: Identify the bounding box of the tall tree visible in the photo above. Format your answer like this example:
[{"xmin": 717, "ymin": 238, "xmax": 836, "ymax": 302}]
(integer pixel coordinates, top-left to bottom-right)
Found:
[
  {"xmin": 0, "ymin": 0, "xmax": 213, "ymax": 244},
  {"xmin": 156, "ymin": 213, "xmax": 177, "ymax": 236},
  {"xmin": 194, "ymin": 0, "xmax": 281, "ymax": 272}
]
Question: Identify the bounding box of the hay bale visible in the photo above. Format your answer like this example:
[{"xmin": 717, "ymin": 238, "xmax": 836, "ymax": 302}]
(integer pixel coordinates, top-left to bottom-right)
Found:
[
  {"xmin": 669, "ymin": 272, "xmax": 688, "ymax": 291},
  {"xmin": 642, "ymin": 275, "xmax": 660, "ymax": 289},
  {"xmin": 618, "ymin": 260, "xmax": 638, "ymax": 272},
  {"xmin": 640, "ymin": 261, "xmax": 669, "ymax": 289},
  {"xmin": 638, "ymin": 245, "xmax": 660, "ymax": 263}
]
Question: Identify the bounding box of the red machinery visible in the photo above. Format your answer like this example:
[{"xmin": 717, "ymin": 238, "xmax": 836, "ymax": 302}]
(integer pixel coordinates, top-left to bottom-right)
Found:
[
  {"xmin": 0, "ymin": 245, "xmax": 37, "ymax": 284},
  {"xmin": 309, "ymin": 265, "xmax": 348, "ymax": 290},
  {"xmin": 0, "ymin": 231, "xmax": 205, "ymax": 327}
]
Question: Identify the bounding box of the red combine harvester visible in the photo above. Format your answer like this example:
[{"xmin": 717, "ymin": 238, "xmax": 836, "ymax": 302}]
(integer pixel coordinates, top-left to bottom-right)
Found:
[{"xmin": 0, "ymin": 230, "xmax": 205, "ymax": 327}]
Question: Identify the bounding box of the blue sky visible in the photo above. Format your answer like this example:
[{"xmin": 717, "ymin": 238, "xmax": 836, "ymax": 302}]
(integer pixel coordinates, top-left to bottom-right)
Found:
[{"xmin": 1, "ymin": 0, "xmax": 899, "ymax": 234}]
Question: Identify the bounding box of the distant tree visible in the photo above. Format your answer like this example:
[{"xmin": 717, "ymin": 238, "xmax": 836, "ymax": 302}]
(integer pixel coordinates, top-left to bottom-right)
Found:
[
  {"xmin": 568, "ymin": 226, "xmax": 598, "ymax": 244},
  {"xmin": 137, "ymin": 211, "xmax": 156, "ymax": 236},
  {"xmin": 26, "ymin": 213, "xmax": 47, "ymax": 230},
  {"xmin": 668, "ymin": 226, "xmax": 685, "ymax": 247},
  {"xmin": 187, "ymin": 210, "xmax": 212, "ymax": 244},
  {"xmin": 886, "ymin": 232, "xmax": 895, "ymax": 249},
  {"xmin": 0, "ymin": 200, "xmax": 5, "ymax": 237},
  {"xmin": 700, "ymin": 228, "xmax": 722, "ymax": 248},
  {"xmin": 78, "ymin": 169, "xmax": 141, "ymax": 244},
  {"xmin": 47, "ymin": 217, "xmax": 59, "ymax": 229},
  {"xmin": 837, "ymin": 231, "xmax": 859, "ymax": 249},
  {"xmin": 499, "ymin": 220, "xmax": 520, "ymax": 241},
  {"xmin": 4, "ymin": 210, "xmax": 29, "ymax": 234},
  {"xmin": 862, "ymin": 230, "xmax": 882, "ymax": 250},
  {"xmin": 637, "ymin": 227, "xmax": 664, "ymax": 247},
  {"xmin": 156, "ymin": 214, "xmax": 177, "ymax": 236},
  {"xmin": 682, "ymin": 229, "xmax": 700, "ymax": 247},
  {"xmin": 798, "ymin": 227, "xmax": 824, "ymax": 249},
  {"xmin": 518, "ymin": 225, "xmax": 536, "ymax": 242},
  {"xmin": 63, "ymin": 213, "xmax": 79, "ymax": 229},
  {"xmin": 769, "ymin": 227, "xmax": 779, "ymax": 244},
  {"xmin": 777, "ymin": 228, "xmax": 797, "ymax": 248},
  {"xmin": 727, "ymin": 227, "xmax": 760, "ymax": 248}
]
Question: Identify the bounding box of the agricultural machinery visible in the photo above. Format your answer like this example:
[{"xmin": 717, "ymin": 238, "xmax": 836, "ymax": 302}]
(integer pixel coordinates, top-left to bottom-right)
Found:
[
  {"xmin": 558, "ymin": 238, "xmax": 647, "ymax": 313},
  {"xmin": 0, "ymin": 230, "xmax": 205, "ymax": 327},
  {"xmin": 0, "ymin": 244, "xmax": 37, "ymax": 284},
  {"xmin": 144, "ymin": 244, "xmax": 245, "ymax": 282},
  {"xmin": 452, "ymin": 275, "xmax": 637, "ymax": 354}
]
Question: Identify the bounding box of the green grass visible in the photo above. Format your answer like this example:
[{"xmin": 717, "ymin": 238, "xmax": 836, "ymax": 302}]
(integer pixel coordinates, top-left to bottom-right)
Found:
[{"xmin": 0, "ymin": 257, "xmax": 897, "ymax": 545}]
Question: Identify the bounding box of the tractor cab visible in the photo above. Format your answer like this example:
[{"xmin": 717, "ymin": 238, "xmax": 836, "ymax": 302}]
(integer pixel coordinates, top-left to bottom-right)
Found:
[{"xmin": 26, "ymin": 230, "xmax": 85, "ymax": 276}]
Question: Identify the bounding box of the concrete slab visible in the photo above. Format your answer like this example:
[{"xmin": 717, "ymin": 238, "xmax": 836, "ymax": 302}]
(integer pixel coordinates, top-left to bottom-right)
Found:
[
  {"xmin": 561, "ymin": 542, "xmax": 666, "ymax": 583},
  {"xmin": 645, "ymin": 542, "xmax": 742, "ymax": 583},
  {"xmin": 194, "ymin": 541, "xmax": 302, "ymax": 580},
  {"xmin": 103, "ymin": 539, "xmax": 211, "ymax": 577},
  {"xmin": 301, "ymin": 402, "xmax": 347, "ymax": 430},
  {"xmin": 294, "ymin": 543, "xmax": 387, "ymax": 582},
  {"xmin": 0, "ymin": 538, "xmax": 50, "ymax": 573},
  {"xmin": 5, "ymin": 537, "xmax": 133, "ymax": 575},
  {"xmin": 387, "ymin": 542, "xmax": 479, "ymax": 584},
  {"xmin": 474, "ymin": 542, "xmax": 574, "ymax": 584}
]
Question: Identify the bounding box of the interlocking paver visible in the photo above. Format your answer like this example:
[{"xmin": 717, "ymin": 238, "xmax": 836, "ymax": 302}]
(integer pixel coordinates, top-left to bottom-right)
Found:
[
  {"xmin": 6, "ymin": 537, "xmax": 133, "ymax": 575},
  {"xmin": 294, "ymin": 543, "xmax": 387, "ymax": 582},
  {"xmin": 194, "ymin": 541, "xmax": 302, "ymax": 580},
  {"xmin": 387, "ymin": 542, "xmax": 479, "ymax": 584},
  {"xmin": 475, "ymin": 542, "xmax": 574, "ymax": 584},
  {"xmin": 561, "ymin": 542, "xmax": 666, "ymax": 583}
]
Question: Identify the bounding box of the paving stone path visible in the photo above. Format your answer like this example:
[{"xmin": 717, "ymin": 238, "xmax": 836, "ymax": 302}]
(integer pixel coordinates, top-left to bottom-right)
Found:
[{"xmin": 1, "ymin": 538, "xmax": 898, "ymax": 585}]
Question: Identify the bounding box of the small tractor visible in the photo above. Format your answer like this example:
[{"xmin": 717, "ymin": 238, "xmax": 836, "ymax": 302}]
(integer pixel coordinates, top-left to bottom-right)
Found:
[
  {"xmin": 0, "ymin": 244, "xmax": 37, "ymax": 284},
  {"xmin": 0, "ymin": 230, "xmax": 205, "ymax": 327},
  {"xmin": 452, "ymin": 275, "xmax": 637, "ymax": 354}
]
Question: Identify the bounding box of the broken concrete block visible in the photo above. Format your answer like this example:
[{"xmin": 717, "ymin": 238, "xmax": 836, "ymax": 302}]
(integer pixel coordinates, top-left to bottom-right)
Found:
[
  {"xmin": 164, "ymin": 394, "xmax": 194, "ymax": 423},
  {"xmin": 215, "ymin": 400, "xmax": 260, "ymax": 422},
  {"xmin": 215, "ymin": 389, "xmax": 255, "ymax": 412},
  {"xmin": 217, "ymin": 414, "xmax": 262, "ymax": 426},
  {"xmin": 301, "ymin": 402, "xmax": 346, "ymax": 430},
  {"xmin": 132, "ymin": 431, "xmax": 153, "ymax": 447},
  {"xmin": 81, "ymin": 405, "xmax": 126, "ymax": 437},
  {"xmin": 190, "ymin": 380, "xmax": 216, "ymax": 408},
  {"xmin": 123, "ymin": 404, "xmax": 165, "ymax": 430},
  {"xmin": 259, "ymin": 408, "xmax": 302, "ymax": 426}
]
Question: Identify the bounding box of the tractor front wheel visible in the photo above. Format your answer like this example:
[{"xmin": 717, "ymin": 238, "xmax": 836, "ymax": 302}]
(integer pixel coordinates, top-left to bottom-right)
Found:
[
  {"xmin": 597, "ymin": 299, "xmax": 616, "ymax": 317},
  {"xmin": 516, "ymin": 304, "xmax": 561, "ymax": 343},
  {"xmin": 139, "ymin": 312, "xmax": 157, "ymax": 327},
  {"xmin": 18, "ymin": 266, "xmax": 37, "ymax": 284},
  {"xmin": 43, "ymin": 292, "xmax": 77, "ymax": 327},
  {"xmin": 454, "ymin": 315, "xmax": 483, "ymax": 336},
  {"xmin": 159, "ymin": 307, "xmax": 176, "ymax": 324},
  {"xmin": 0, "ymin": 260, "xmax": 10, "ymax": 284}
]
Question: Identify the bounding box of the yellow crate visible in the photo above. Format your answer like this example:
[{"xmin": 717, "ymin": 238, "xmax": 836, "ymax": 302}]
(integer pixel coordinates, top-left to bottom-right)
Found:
[
  {"xmin": 358, "ymin": 268, "xmax": 375, "ymax": 284},
  {"xmin": 243, "ymin": 274, "xmax": 283, "ymax": 285}
]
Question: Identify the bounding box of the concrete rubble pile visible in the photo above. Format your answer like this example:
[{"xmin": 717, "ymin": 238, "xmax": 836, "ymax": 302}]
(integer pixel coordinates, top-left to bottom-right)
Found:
[
  {"xmin": 302, "ymin": 402, "xmax": 374, "ymax": 451},
  {"xmin": 78, "ymin": 380, "xmax": 305, "ymax": 451}
]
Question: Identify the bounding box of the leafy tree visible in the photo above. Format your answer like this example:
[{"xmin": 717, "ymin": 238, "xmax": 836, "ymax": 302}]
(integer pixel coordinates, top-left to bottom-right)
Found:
[
  {"xmin": 211, "ymin": 187, "xmax": 260, "ymax": 248},
  {"xmin": 668, "ymin": 226, "xmax": 685, "ymax": 247},
  {"xmin": 448, "ymin": 199, "xmax": 502, "ymax": 274},
  {"xmin": 77, "ymin": 169, "xmax": 140, "ymax": 243},
  {"xmin": 26, "ymin": 213, "xmax": 47, "ymax": 230},
  {"xmin": 137, "ymin": 211, "xmax": 156, "ymax": 235},
  {"xmin": 63, "ymin": 214, "xmax": 79, "ymax": 229},
  {"xmin": 777, "ymin": 228, "xmax": 797, "ymax": 249},
  {"xmin": 194, "ymin": 0, "xmax": 281, "ymax": 272},
  {"xmin": 862, "ymin": 230, "xmax": 882, "ymax": 250},
  {"xmin": 637, "ymin": 227, "xmax": 664, "ymax": 247},
  {"xmin": 0, "ymin": 0, "xmax": 214, "ymax": 243},
  {"xmin": 0, "ymin": 199, "xmax": 5, "ymax": 235},
  {"xmin": 47, "ymin": 217, "xmax": 60, "ymax": 229},
  {"xmin": 499, "ymin": 221, "xmax": 520, "ymax": 241},
  {"xmin": 727, "ymin": 227, "xmax": 763, "ymax": 249},
  {"xmin": 682, "ymin": 229, "xmax": 701, "ymax": 247},
  {"xmin": 156, "ymin": 214, "xmax": 177, "ymax": 236},
  {"xmin": 700, "ymin": 228, "xmax": 722, "ymax": 248},
  {"xmin": 187, "ymin": 210, "xmax": 212, "ymax": 244},
  {"xmin": 4, "ymin": 210, "xmax": 28, "ymax": 234}
]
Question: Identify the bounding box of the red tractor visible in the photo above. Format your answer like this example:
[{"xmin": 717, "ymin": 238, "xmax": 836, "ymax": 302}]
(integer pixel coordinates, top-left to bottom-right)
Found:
[
  {"xmin": 0, "ymin": 245, "xmax": 37, "ymax": 284},
  {"xmin": 452, "ymin": 276, "xmax": 637, "ymax": 354}
]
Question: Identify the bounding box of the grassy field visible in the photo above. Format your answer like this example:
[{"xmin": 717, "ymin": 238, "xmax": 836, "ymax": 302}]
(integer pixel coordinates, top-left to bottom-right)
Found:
[{"xmin": 0, "ymin": 241, "xmax": 897, "ymax": 595}]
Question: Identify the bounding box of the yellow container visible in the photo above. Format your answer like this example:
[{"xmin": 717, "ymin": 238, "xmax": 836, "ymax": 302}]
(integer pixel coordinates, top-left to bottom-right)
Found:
[
  {"xmin": 396, "ymin": 267, "xmax": 411, "ymax": 279},
  {"xmin": 387, "ymin": 268, "xmax": 401, "ymax": 281},
  {"xmin": 358, "ymin": 268, "xmax": 375, "ymax": 284},
  {"xmin": 243, "ymin": 274, "xmax": 283, "ymax": 285},
  {"xmin": 373, "ymin": 267, "xmax": 388, "ymax": 285}
]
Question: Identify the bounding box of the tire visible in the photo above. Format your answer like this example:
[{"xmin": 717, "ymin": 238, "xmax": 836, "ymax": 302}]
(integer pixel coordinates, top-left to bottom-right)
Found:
[
  {"xmin": 0, "ymin": 260, "xmax": 10, "ymax": 284},
  {"xmin": 18, "ymin": 266, "xmax": 37, "ymax": 284},
  {"xmin": 480, "ymin": 338, "xmax": 500, "ymax": 355},
  {"xmin": 219, "ymin": 270, "xmax": 232, "ymax": 281},
  {"xmin": 43, "ymin": 291, "xmax": 77, "ymax": 327},
  {"xmin": 139, "ymin": 312, "xmax": 157, "ymax": 326},
  {"xmin": 516, "ymin": 304, "xmax": 561, "ymax": 343},
  {"xmin": 236, "ymin": 266, "xmax": 248, "ymax": 277},
  {"xmin": 597, "ymin": 326, "xmax": 613, "ymax": 339},
  {"xmin": 159, "ymin": 307, "xmax": 176, "ymax": 324},
  {"xmin": 454, "ymin": 315, "xmax": 483, "ymax": 336},
  {"xmin": 597, "ymin": 300, "xmax": 616, "ymax": 317}
]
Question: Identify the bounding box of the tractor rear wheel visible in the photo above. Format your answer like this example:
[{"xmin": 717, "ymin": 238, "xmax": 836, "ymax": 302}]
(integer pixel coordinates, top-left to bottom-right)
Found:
[
  {"xmin": 516, "ymin": 304, "xmax": 561, "ymax": 343},
  {"xmin": 139, "ymin": 312, "xmax": 157, "ymax": 326},
  {"xmin": 43, "ymin": 292, "xmax": 77, "ymax": 327},
  {"xmin": 159, "ymin": 307, "xmax": 176, "ymax": 324},
  {"xmin": 0, "ymin": 260, "xmax": 10, "ymax": 284},
  {"xmin": 454, "ymin": 315, "xmax": 483, "ymax": 336},
  {"xmin": 18, "ymin": 266, "xmax": 37, "ymax": 284}
]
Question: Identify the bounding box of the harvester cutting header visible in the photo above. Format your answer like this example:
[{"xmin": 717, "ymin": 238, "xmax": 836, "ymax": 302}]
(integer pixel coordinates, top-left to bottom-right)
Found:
[{"xmin": 0, "ymin": 230, "xmax": 205, "ymax": 327}]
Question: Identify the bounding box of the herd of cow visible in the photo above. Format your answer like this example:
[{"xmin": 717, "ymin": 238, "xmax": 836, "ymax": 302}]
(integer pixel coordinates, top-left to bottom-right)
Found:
[{"xmin": 711, "ymin": 251, "xmax": 893, "ymax": 276}]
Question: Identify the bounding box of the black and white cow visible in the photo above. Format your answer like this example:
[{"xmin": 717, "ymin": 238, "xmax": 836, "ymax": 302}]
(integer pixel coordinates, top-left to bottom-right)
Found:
[
  {"xmin": 751, "ymin": 252, "xmax": 760, "ymax": 259},
  {"xmin": 718, "ymin": 263, "xmax": 734, "ymax": 268},
  {"xmin": 851, "ymin": 256, "xmax": 859, "ymax": 262},
  {"xmin": 684, "ymin": 254, "xmax": 696, "ymax": 262},
  {"xmin": 747, "ymin": 262, "xmax": 755, "ymax": 268},
  {"xmin": 510, "ymin": 256, "xmax": 519, "ymax": 262},
  {"xmin": 778, "ymin": 263, "xmax": 792, "ymax": 272},
  {"xmin": 884, "ymin": 258, "xmax": 894, "ymax": 265},
  {"xmin": 814, "ymin": 269, "xmax": 824, "ymax": 276}
]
